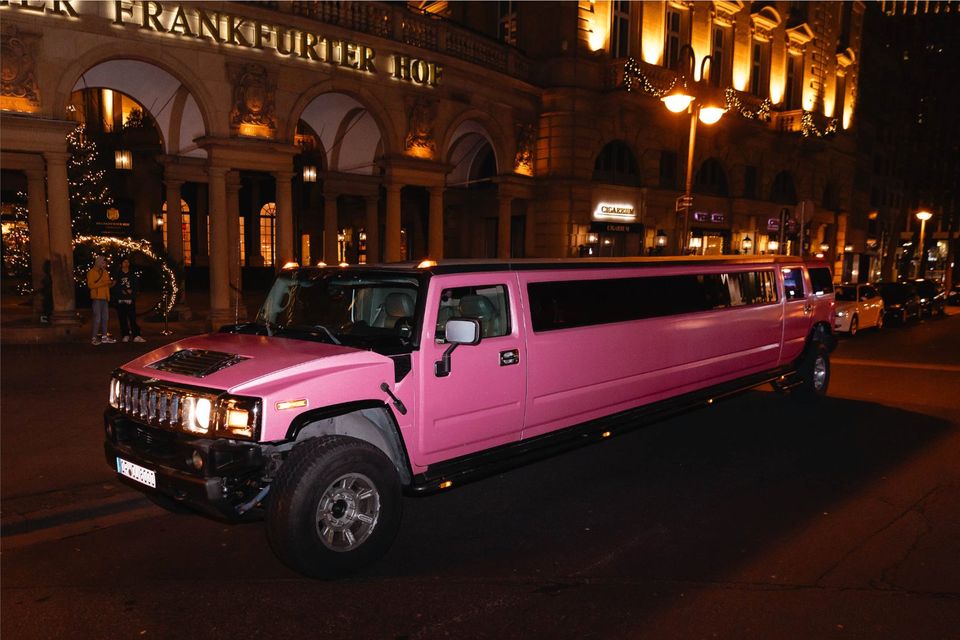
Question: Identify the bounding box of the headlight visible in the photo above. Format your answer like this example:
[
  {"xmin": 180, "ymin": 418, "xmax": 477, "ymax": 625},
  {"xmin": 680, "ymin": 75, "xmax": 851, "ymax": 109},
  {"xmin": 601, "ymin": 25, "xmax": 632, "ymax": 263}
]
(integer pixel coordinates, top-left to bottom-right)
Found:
[
  {"xmin": 109, "ymin": 378, "xmax": 121, "ymax": 408},
  {"xmin": 215, "ymin": 396, "xmax": 261, "ymax": 440},
  {"xmin": 835, "ymin": 310, "xmax": 847, "ymax": 318},
  {"xmin": 182, "ymin": 395, "xmax": 212, "ymax": 434}
]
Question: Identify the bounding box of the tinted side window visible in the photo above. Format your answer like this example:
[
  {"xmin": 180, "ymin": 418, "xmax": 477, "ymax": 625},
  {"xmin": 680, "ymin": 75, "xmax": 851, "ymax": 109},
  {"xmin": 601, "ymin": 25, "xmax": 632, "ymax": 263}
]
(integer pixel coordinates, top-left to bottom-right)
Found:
[
  {"xmin": 782, "ymin": 268, "xmax": 806, "ymax": 300},
  {"xmin": 808, "ymin": 267, "xmax": 834, "ymax": 295},
  {"xmin": 528, "ymin": 270, "xmax": 777, "ymax": 332}
]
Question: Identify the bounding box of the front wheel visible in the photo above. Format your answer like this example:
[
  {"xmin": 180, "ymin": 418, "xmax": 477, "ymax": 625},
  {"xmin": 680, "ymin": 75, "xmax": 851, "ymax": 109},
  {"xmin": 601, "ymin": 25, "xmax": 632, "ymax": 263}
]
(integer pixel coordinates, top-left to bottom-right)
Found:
[
  {"xmin": 795, "ymin": 343, "xmax": 830, "ymax": 397},
  {"xmin": 875, "ymin": 312, "xmax": 883, "ymax": 330},
  {"xmin": 848, "ymin": 315, "xmax": 859, "ymax": 336},
  {"xmin": 266, "ymin": 436, "xmax": 402, "ymax": 579}
]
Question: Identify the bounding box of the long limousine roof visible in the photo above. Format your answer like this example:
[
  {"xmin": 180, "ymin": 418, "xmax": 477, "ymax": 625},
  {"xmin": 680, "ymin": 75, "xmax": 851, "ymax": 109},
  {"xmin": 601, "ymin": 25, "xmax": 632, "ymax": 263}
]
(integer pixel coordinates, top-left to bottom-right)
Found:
[{"xmin": 304, "ymin": 255, "xmax": 830, "ymax": 276}]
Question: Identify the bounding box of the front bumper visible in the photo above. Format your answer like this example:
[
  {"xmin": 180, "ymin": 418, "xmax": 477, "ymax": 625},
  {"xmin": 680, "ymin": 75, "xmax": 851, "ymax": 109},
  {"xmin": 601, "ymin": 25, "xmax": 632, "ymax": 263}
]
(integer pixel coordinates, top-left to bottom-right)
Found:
[{"xmin": 104, "ymin": 408, "xmax": 268, "ymax": 520}]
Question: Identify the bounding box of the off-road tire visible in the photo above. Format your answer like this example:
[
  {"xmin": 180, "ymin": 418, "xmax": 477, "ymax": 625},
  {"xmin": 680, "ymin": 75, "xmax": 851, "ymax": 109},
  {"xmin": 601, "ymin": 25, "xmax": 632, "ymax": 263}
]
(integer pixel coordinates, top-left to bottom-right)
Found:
[
  {"xmin": 266, "ymin": 436, "xmax": 402, "ymax": 579},
  {"xmin": 795, "ymin": 342, "xmax": 830, "ymax": 398}
]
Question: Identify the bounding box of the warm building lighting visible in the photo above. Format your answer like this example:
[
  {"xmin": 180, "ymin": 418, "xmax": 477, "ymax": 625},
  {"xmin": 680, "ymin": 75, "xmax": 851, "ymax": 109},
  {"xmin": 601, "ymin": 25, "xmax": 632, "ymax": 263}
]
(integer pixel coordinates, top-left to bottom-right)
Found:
[
  {"xmin": 316, "ymin": 261, "xmax": 327, "ymax": 267},
  {"xmin": 820, "ymin": 242, "xmax": 830, "ymax": 252},
  {"xmin": 417, "ymin": 259, "xmax": 437, "ymax": 269},
  {"xmin": 114, "ymin": 149, "xmax": 133, "ymax": 170},
  {"xmin": 741, "ymin": 236, "xmax": 753, "ymax": 252},
  {"xmin": 282, "ymin": 261, "xmax": 299, "ymax": 270},
  {"xmin": 689, "ymin": 237, "xmax": 703, "ymax": 249},
  {"xmin": 302, "ymin": 165, "xmax": 317, "ymax": 182},
  {"xmin": 655, "ymin": 230, "xmax": 668, "ymax": 247},
  {"xmin": 768, "ymin": 240, "xmax": 780, "ymax": 252},
  {"xmin": 915, "ymin": 210, "xmax": 933, "ymax": 222},
  {"xmin": 587, "ymin": 233, "xmax": 599, "ymax": 244},
  {"xmin": 844, "ymin": 245, "xmax": 854, "ymax": 252}
]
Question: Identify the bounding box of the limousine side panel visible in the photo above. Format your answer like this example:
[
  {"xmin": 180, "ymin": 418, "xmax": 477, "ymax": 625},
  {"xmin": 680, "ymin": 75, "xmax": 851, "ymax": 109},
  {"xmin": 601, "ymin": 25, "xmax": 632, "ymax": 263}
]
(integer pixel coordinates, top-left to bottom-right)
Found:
[{"xmin": 517, "ymin": 267, "xmax": 783, "ymax": 440}]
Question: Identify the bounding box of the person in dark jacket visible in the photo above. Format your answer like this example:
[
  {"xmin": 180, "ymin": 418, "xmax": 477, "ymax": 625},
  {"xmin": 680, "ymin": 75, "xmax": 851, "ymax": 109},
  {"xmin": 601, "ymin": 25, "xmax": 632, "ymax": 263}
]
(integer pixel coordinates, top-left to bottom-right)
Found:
[{"xmin": 113, "ymin": 257, "xmax": 145, "ymax": 343}]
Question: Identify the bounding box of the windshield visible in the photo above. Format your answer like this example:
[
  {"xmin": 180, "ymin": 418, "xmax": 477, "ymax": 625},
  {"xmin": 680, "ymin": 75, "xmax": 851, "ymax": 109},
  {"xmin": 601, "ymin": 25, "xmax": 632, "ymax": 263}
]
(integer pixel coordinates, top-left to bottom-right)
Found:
[
  {"xmin": 835, "ymin": 286, "xmax": 857, "ymax": 302},
  {"xmin": 253, "ymin": 270, "xmax": 421, "ymax": 353}
]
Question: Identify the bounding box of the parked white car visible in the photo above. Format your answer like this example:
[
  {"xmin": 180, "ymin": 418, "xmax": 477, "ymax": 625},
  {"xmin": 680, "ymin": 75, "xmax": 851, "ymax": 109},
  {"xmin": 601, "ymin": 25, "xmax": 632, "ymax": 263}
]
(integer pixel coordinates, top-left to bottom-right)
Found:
[{"xmin": 833, "ymin": 283, "xmax": 885, "ymax": 335}]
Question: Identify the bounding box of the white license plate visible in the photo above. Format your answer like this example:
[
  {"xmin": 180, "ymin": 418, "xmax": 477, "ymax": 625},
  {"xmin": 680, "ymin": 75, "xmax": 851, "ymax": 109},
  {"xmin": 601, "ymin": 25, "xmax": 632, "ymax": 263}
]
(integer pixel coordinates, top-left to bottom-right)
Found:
[{"xmin": 116, "ymin": 457, "xmax": 157, "ymax": 489}]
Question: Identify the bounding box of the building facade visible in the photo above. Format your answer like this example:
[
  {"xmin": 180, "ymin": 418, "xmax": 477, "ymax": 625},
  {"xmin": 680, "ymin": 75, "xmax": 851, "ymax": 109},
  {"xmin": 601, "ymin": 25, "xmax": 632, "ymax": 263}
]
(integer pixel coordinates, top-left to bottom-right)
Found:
[{"xmin": 0, "ymin": 1, "xmax": 864, "ymax": 327}]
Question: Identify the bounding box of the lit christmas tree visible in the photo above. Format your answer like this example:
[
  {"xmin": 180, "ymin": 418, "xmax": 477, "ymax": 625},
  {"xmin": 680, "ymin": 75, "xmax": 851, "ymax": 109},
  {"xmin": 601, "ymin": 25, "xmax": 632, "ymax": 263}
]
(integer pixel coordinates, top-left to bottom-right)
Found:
[
  {"xmin": 67, "ymin": 123, "xmax": 113, "ymax": 236},
  {"xmin": 1, "ymin": 191, "xmax": 32, "ymax": 295}
]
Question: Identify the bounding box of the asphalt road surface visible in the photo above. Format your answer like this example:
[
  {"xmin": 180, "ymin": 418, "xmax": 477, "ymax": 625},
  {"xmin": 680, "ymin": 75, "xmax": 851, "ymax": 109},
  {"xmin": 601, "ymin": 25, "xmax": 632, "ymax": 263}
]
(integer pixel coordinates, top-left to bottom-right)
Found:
[{"xmin": 3, "ymin": 311, "xmax": 959, "ymax": 639}]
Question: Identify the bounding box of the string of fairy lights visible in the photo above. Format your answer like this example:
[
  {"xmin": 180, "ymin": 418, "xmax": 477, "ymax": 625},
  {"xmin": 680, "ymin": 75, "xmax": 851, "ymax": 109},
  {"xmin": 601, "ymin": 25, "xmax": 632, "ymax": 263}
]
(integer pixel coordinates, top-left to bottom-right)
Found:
[
  {"xmin": 624, "ymin": 57, "xmax": 839, "ymax": 138},
  {"xmin": 73, "ymin": 235, "xmax": 178, "ymax": 315}
]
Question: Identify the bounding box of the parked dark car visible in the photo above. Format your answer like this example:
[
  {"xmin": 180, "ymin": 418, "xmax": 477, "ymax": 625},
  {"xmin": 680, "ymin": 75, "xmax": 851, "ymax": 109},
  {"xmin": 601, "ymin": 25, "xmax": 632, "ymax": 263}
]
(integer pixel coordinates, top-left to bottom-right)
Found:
[
  {"xmin": 947, "ymin": 284, "xmax": 960, "ymax": 306},
  {"xmin": 913, "ymin": 279, "xmax": 946, "ymax": 317},
  {"xmin": 877, "ymin": 282, "xmax": 921, "ymax": 323}
]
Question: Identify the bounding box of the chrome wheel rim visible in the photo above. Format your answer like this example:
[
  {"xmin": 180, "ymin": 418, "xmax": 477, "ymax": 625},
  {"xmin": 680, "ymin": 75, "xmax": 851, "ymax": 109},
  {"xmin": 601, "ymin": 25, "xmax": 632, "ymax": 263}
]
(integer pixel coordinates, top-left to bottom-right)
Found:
[
  {"xmin": 315, "ymin": 472, "xmax": 380, "ymax": 552},
  {"xmin": 812, "ymin": 355, "xmax": 827, "ymax": 392}
]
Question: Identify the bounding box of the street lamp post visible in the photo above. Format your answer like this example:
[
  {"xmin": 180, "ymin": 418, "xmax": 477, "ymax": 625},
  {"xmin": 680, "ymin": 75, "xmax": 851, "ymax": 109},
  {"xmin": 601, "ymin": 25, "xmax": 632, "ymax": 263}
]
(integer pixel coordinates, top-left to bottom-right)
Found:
[
  {"xmin": 660, "ymin": 45, "xmax": 726, "ymax": 254},
  {"xmin": 915, "ymin": 210, "xmax": 933, "ymax": 277}
]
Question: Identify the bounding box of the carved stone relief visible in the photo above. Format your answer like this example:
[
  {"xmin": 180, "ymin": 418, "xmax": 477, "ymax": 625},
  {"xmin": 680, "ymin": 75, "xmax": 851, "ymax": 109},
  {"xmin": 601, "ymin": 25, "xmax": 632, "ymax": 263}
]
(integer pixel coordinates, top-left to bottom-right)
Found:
[
  {"xmin": 404, "ymin": 95, "xmax": 436, "ymax": 158},
  {"xmin": 227, "ymin": 63, "xmax": 277, "ymax": 137},
  {"xmin": 1, "ymin": 25, "xmax": 41, "ymax": 113}
]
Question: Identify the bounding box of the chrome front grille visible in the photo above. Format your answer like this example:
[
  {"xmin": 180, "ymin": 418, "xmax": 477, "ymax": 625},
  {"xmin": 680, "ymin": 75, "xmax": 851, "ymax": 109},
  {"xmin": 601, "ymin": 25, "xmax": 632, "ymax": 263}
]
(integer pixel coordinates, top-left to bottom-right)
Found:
[{"xmin": 116, "ymin": 376, "xmax": 189, "ymax": 429}]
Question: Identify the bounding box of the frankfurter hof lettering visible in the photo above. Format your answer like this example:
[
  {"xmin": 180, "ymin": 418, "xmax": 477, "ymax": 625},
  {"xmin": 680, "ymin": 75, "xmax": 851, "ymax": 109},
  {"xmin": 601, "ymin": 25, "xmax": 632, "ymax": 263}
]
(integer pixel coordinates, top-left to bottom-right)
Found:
[{"xmin": 0, "ymin": 0, "xmax": 443, "ymax": 87}]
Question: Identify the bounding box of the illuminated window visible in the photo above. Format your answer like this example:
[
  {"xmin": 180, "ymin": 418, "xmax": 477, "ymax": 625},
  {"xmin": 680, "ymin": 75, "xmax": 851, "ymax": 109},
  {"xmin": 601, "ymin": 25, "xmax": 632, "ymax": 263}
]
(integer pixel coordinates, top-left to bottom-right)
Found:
[
  {"xmin": 161, "ymin": 199, "xmax": 192, "ymax": 266},
  {"xmin": 498, "ymin": 1, "xmax": 517, "ymax": 46},
  {"xmin": 301, "ymin": 233, "xmax": 311, "ymax": 266},
  {"xmin": 259, "ymin": 203, "xmax": 276, "ymax": 266},
  {"xmin": 611, "ymin": 0, "xmax": 630, "ymax": 58},
  {"xmin": 239, "ymin": 216, "xmax": 246, "ymax": 264}
]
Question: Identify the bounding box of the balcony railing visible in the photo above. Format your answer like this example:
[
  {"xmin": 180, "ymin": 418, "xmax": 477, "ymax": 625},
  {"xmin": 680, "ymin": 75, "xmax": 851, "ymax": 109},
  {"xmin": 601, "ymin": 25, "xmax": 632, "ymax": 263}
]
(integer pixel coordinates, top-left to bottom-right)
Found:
[{"xmin": 248, "ymin": 1, "xmax": 529, "ymax": 80}]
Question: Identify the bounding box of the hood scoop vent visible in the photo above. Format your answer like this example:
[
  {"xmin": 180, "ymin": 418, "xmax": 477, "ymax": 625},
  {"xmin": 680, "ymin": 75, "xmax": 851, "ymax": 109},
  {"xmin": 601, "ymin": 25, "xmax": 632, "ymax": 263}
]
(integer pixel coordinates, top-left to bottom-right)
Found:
[{"xmin": 148, "ymin": 349, "xmax": 249, "ymax": 378}]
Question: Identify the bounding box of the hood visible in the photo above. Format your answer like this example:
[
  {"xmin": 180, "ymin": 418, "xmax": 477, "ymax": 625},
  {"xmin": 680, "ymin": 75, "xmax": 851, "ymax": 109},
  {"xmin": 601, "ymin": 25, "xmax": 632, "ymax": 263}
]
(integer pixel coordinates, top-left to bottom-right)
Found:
[
  {"xmin": 121, "ymin": 333, "xmax": 389, "ymax": 392},
  {"xmin": 834, "ymin": 300, "xmax": 858, "ymax": 313}
]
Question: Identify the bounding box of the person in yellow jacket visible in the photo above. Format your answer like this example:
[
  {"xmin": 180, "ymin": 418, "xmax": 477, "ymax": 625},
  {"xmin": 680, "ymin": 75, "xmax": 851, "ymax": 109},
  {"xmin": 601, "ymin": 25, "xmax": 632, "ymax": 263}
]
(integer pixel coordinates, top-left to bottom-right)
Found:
[{"xmin": 87, "ymin": 255, "xmax": 115, "ymax": 345}]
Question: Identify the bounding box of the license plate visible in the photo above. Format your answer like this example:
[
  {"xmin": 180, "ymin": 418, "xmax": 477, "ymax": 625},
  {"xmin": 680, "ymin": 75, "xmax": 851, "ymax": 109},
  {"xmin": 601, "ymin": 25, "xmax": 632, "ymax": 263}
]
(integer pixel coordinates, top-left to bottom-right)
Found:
[{"xmin": 116, "ymin": 457, "xmax": 157, "ymax": 489}]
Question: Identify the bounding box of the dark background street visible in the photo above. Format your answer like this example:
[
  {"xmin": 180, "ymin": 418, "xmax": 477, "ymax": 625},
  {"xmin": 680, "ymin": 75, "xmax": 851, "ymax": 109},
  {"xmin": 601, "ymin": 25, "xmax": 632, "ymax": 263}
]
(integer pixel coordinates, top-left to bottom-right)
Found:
[{"xmin": 3, "ymin": 312, "xmax": 959, "ymax": 639}]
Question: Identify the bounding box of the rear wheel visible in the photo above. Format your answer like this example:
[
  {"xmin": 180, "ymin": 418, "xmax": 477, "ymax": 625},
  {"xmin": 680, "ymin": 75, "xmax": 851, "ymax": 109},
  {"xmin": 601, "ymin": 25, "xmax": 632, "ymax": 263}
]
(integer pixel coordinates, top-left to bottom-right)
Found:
[
  {"xmin": 848, "ymin": 315, "xmax": 859, "ymax": 336},
  {"xmin": 267, "ymin": 436, "xmax": 402, "ymax": 579},
  {"xmin": 875, "ymin": 312, "xmax": 883, "ymax": 330},
  {"xmin": 795, "ymin": 343, "xmax": 830, "ymax": 398}
]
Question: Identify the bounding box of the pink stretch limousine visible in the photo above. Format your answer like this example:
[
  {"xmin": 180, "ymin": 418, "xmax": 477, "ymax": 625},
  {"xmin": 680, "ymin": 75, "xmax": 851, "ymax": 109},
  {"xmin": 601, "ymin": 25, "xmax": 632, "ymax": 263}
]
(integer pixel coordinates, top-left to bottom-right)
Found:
[{"xmin": 104, "ymin": 256, "xmax": 835, "ymax": 577}]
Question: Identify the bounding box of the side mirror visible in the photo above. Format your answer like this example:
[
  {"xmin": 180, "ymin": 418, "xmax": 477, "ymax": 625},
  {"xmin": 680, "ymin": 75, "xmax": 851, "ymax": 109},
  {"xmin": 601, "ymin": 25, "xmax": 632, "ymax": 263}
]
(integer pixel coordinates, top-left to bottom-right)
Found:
[
  {"xmin": 435, "ymin": 319, "xmax": 481, "ymax": 377},
  {"xmin": 444, "ymin": 318, "xmax": 481, "ymax": 345}
]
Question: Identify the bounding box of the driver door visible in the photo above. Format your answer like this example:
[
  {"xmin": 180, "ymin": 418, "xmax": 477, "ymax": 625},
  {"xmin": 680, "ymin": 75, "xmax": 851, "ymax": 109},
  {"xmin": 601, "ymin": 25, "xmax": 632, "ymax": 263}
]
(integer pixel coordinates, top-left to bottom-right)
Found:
[{"xmin": 417, "ymin": 274, "xmax": 526, "ymax": 463}]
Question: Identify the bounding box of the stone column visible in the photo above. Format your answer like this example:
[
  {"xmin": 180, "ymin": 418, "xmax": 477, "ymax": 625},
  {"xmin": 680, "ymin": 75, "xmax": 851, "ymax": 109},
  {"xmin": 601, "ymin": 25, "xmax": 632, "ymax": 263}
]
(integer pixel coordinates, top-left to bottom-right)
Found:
[
  {"xmin": 364, "ymin": 195, "xmax": 380, "ymax": 264},
  {"xmin": 226, "ymin": 171, "xmax": 244, "ymax": 321},
  {"xmin": 43, "ymin": 152, "xmax": 78, "ymax": 325},
  {"xmin": 207, "ymin": 166, "xmax": 231, "ymax": 329},
  {"xmin": 428, "ymin": 186, "xmax": 444, "ymax": 259},
  {"xmin": 384, "ymin": 183, "xmax": 402, "ymax": 262},
  {"xmin": 323, "ymin": 190, "xmax": 339, "ymax": 264},
  {"xmin": 498, "ymin": 193, "xmax": 513, "ymax": 259},
  {"xmin": 274, "ymin": 171, "xmax": 295, "ymax": 267},
  {"xmin": 25, "ymin": 168, "xmax": 51, "ymax": 320}
]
